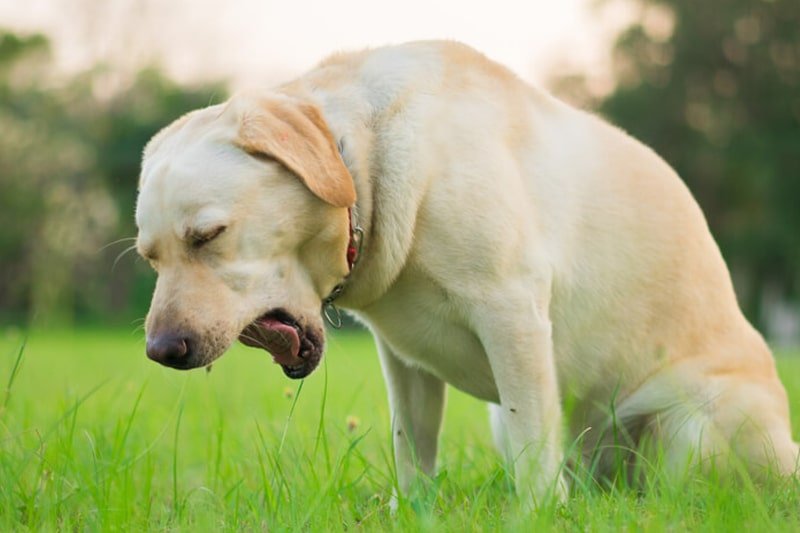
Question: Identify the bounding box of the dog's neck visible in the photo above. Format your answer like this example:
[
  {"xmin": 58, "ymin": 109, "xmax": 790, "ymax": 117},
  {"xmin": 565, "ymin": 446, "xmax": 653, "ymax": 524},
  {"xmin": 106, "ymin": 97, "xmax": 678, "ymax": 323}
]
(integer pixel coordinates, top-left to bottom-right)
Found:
[
  {"xmin": 320, "ymin": 139, "xmax": 366, "ymax": 326},
  {"xmin": 302, "ymin": 83, "xmax": 423, "ymax": 312}
]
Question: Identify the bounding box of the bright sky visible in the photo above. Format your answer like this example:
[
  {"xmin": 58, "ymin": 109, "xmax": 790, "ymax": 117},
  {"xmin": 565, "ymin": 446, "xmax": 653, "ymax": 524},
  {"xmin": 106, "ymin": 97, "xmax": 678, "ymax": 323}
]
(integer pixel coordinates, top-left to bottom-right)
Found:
[{"xmin": 0, "ymin": 0, "xmax": 633, "ymax": 90}]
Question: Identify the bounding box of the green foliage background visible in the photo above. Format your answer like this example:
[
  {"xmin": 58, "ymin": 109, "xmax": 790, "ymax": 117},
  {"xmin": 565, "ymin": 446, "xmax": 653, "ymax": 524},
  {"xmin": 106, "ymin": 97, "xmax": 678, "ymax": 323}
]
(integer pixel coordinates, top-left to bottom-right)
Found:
[
  {"xmin": 0, "ymin": 31, "xmax": 225, "ymax": 326},
  {"xmin": 557, "ymin": 0, "xmax": 800, "ymax": 327},
  {"xmin": 1, "ymin": 0, "xmax": 798, "ymax": 332}
]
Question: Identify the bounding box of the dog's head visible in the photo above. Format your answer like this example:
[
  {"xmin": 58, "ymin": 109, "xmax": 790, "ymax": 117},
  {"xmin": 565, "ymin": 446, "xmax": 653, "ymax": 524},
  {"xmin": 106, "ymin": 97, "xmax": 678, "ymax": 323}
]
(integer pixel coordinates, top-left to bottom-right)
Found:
[{"xmin": 135, "ymin": 93, "xmax": 356, "ymax": 378}]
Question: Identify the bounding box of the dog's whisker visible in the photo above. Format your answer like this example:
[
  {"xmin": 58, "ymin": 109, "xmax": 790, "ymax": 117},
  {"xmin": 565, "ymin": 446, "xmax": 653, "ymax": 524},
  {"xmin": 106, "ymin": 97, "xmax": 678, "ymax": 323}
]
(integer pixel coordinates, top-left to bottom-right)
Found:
[
  {"xmin": 129, "ymin": 317, "xmax": 146, "ymax": 338},
  {"xmin": 112, "ymin": 244, "xmax": 139, "ymax": 272},
  {"xmin": 98, "ymin": 236, "xmax": 137, "ymax": 253}
]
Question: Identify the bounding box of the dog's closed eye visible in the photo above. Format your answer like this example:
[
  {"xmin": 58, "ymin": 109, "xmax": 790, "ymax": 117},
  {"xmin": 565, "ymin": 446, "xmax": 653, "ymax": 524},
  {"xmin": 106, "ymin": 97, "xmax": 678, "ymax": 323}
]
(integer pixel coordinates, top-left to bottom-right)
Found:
[{"xmin": 190, "ymin": 225, "xmax": 227, "ymax": 249}]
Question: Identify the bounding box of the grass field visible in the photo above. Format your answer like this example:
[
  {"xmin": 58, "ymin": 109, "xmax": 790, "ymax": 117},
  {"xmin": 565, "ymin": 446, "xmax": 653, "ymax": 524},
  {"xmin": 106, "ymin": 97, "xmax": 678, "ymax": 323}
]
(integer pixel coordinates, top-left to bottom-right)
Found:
[{"xmin": 1, "ymin": 328, "xmax": 799, "ymax": 531}]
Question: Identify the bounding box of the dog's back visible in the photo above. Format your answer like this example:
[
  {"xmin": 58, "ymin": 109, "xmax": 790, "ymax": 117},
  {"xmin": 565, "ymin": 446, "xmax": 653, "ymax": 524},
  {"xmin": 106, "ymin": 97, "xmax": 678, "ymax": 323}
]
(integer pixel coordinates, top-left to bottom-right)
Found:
[{"xmin": 294, "ymin": 41, "xmax": 798, "ymax": 478}]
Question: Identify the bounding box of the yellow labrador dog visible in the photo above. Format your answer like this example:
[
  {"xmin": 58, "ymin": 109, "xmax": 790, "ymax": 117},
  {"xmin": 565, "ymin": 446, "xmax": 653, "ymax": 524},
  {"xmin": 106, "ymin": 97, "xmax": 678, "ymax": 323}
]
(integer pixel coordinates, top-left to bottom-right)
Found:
[{"xmin": 136, "ymin": 41, "xmax": 797, "ymax": 503}]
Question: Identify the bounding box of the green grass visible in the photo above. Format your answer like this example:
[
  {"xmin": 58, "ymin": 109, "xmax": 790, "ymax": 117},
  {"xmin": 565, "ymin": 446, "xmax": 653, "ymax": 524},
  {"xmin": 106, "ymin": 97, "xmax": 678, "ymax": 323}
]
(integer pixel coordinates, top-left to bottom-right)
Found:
[{"xmin": 1, "ymin": 328, "xmax": 799, "ymax": 531}]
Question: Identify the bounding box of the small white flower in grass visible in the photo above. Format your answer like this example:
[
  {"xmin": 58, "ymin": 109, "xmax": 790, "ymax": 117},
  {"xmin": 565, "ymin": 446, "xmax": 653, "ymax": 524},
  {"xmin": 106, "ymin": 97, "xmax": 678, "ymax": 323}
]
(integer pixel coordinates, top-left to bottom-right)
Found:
[{"xmin": 346, "ymin": 415, "xmax": 360, "ymax": 432}]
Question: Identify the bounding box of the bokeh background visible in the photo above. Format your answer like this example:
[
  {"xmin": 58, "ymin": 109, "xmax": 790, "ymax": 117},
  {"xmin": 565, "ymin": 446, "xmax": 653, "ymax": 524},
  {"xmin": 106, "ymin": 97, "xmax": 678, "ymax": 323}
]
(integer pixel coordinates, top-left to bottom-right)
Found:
[{"xmin": 1, "ymin": 0, "xmax": 798, "ymax": 344}]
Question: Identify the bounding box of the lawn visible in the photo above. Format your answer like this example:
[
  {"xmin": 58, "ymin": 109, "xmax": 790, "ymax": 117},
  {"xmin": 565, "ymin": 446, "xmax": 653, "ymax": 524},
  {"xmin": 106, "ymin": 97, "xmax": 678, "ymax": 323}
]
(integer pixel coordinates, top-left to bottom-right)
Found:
[{"xmin": 1, "ymin": 328, "xmax": 799, "ymax": 531}]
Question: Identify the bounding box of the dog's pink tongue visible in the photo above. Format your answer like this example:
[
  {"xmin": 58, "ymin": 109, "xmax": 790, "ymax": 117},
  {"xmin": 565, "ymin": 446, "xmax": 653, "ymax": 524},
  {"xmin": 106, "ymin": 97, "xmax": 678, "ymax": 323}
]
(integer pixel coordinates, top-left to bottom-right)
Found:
[{"xmin": 258, "ymin": 317, "xmax": 301, "ymax": 365}]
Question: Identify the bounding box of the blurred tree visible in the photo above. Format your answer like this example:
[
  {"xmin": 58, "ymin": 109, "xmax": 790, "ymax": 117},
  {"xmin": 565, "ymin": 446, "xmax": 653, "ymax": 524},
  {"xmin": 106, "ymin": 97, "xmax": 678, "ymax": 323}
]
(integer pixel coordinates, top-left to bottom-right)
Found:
[
  {"xmin": 0, "ymin": 31, "xmax": 68, "ymax": 323},
  {"xmin": 0, "ymin": 29, "xmax": 226, "ymax": 326},
  {"xmin": 78, "ymin": 67, "xmax": 226, "ymax": 325},
  {"xmin": 555, "ymin": 0, "xmax": 800, "ymax": 329}
]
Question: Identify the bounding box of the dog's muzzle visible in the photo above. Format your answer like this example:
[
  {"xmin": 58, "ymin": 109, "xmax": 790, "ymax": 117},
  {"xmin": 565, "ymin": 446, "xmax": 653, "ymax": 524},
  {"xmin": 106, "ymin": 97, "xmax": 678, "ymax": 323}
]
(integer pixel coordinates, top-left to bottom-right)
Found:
[{"xmin": 238, "ymin": 309, "xmax": 324, "ymax": 379}]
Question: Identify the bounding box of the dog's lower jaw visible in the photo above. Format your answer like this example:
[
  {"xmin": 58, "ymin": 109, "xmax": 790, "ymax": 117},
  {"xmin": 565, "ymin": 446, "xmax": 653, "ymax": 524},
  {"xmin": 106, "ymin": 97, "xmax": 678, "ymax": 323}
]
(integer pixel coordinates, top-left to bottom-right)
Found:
[
  {"xmin": 281, "ymin": 327, "xmax": 324, "ymax": 378},
  {"xmin": 238, "ymin": 309, "xmax": 325, "ymax": 379},
  {"xmin": 280, "ymin": 358, "xmax": 316, "ymax": 379}
]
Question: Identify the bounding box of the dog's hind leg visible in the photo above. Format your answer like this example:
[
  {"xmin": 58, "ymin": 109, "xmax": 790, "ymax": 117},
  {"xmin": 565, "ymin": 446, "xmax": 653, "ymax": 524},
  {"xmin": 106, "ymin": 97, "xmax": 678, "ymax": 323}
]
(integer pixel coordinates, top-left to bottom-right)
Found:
[
  {"xmin": 615, "ymin": 365, "xmax": 799, "ymax": 483},
  {"xmin": 689, "ymin": 375, "xmax": 799, "ymax": 479}
]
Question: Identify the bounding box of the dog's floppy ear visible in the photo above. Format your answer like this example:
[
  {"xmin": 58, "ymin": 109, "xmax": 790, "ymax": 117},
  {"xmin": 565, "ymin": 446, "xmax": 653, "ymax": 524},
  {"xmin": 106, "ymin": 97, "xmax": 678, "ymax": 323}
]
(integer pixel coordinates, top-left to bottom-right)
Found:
[{"xmin": 234, "ymin": 96, "xmax": 356, "ymax": 208}]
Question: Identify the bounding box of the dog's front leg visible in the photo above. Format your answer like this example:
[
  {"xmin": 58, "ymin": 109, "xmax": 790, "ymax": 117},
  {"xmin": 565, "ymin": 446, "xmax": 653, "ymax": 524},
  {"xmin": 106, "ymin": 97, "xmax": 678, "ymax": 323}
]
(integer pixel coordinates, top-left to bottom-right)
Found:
[
  {"xmin": 376, "ymin": 338, "xmax": 446, "ymax": 500},
  {"xmin": 475, "ymin": 292, "xmax": 567, "ymax": 507}
]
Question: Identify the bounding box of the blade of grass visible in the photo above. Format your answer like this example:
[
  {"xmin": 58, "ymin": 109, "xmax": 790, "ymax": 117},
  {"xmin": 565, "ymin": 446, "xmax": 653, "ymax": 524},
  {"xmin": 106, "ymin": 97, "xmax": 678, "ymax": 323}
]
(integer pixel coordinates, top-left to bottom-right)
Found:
[
  {"xmin": 2, "ymin": 337, "xmax": 27, "ymax": 412},
  {"xmin": 276, "ymin": 379, "xmax": 304, "ymax": 458},
  {"xmin": 212, "ymin": 411, "xmax": 225, "ymax": 491},
  {"xmin": 171, "ymin": 401, "xmax": 184, "ymax": 520},
  {"xmin": 113, "ymin": 381, "xmax": 148, "ymax": 465},
  {"xmin": 12, "ymin": 379, "xmax": 109, "ymax": 490},
  {"xmin": 313, "ymin": 358, "xmax": 332, "ymax": 473},
  {"xmin": 295, "ymin": 430, "xmax": 371, "ymax": 531}
]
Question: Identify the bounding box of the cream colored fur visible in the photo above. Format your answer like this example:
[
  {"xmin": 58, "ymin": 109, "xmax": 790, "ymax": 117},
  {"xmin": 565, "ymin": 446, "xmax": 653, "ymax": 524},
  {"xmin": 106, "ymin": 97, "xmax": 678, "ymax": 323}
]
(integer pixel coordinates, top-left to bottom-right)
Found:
[{"xmin": 136, "ymin": 41, "xmax": 798, "ymax": 505}]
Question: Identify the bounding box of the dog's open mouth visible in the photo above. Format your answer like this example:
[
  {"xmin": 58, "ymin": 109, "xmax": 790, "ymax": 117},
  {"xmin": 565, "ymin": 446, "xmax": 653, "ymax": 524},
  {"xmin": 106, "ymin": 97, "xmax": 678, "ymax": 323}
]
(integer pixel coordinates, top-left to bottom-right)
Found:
[{"xmin": 238, "ymin": 309, "xmax": 323, "ymax": 379}]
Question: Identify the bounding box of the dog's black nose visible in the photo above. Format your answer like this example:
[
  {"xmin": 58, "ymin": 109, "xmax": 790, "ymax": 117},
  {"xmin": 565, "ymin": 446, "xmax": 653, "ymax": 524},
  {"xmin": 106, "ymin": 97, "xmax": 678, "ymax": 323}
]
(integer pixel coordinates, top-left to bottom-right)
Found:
[{"xmin": 146, "ymin": 332, "xmax": 191, "ymax": 367}]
